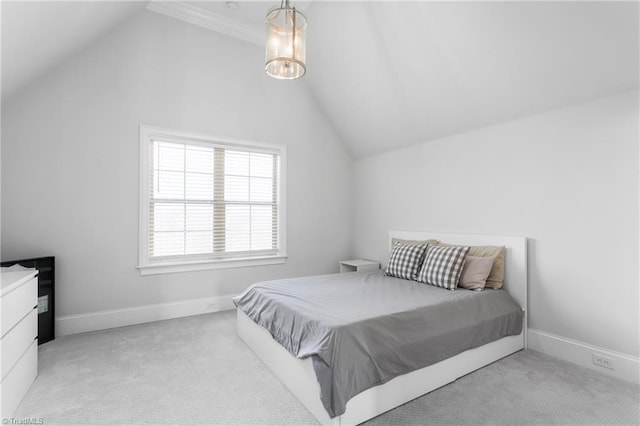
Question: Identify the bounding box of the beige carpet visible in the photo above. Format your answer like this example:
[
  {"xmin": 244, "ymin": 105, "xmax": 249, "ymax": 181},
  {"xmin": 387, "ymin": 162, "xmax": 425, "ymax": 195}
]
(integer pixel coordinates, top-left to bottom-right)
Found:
[{"xmin": 13, "ymin": 310, "xmax": 639, "ymax": 425}]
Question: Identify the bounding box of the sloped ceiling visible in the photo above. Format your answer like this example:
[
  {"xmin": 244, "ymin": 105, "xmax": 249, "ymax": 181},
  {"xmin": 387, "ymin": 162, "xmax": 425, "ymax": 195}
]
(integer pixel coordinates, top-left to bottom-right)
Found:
[
  {"xmin": 1, "ymin": 1, "xmax": 147, "ymax": 102},
  {"xmin": 303, "ymin": 1, "xmax": 639, "ymax": 158},
  {"xmin": 2, "ymin": 1, "xmax": 638, "ymax": 159}
]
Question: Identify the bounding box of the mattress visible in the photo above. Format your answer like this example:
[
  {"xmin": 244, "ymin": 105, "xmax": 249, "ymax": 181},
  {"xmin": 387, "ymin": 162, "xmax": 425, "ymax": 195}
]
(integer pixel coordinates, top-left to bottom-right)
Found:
[{"xmin": 233, "ymin": 271, "xmax": 523, "ymax": 418}]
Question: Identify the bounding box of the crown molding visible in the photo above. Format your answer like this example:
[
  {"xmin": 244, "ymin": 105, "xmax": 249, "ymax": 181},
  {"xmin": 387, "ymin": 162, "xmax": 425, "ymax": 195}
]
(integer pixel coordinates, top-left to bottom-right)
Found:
[{"xmin": 146, "ymin": 1, "xmax": 264, "ymax": 47}]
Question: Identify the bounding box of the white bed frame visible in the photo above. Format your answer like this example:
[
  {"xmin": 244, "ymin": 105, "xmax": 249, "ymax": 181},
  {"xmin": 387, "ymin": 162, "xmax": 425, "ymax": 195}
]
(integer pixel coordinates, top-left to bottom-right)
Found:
[{"xmin": 237, "ymin": 231, "xmax": 528, "ymax": 425}]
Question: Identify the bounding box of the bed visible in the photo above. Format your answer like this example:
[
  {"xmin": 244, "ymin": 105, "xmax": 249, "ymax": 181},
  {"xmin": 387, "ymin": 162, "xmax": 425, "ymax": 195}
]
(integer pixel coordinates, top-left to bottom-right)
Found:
[{"xmin": 235, "ymin": 231, "xmax": 527, "ymax": 425}]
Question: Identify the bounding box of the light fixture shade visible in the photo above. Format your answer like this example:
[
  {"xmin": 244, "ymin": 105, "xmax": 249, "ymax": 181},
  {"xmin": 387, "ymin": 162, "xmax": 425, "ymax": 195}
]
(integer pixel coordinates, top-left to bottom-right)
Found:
[{"xmin": 265, "ymin": 4, "xmax": 306, "ymax": 79}]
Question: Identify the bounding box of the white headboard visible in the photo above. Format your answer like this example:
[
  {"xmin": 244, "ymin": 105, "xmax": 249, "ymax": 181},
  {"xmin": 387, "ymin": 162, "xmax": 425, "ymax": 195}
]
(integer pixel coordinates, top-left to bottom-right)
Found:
[{"xmin": 389, "ymin": 230, "xmax": 528, "ymax": 345}]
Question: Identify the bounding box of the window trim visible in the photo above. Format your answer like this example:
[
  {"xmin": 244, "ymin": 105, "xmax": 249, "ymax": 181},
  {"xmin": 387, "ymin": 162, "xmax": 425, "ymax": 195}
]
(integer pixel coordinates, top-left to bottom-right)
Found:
[{"xmin": 138, "ymin": 125, "xmax": 287, "ymax": 275}]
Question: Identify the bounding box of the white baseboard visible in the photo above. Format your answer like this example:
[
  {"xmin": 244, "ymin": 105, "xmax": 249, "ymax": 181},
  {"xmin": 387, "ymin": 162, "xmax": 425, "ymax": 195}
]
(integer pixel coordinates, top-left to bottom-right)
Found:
[
  {"xmin": 55, "ymin": 294, "xmax": 237, "ymax": 336},
  {"xmin": 528, "ymin": 328, "xmax": 639, "ymax": 384}
]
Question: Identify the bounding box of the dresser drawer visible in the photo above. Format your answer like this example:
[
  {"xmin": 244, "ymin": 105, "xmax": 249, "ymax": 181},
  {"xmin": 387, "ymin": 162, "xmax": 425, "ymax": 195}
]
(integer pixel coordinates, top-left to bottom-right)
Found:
[
  {"xmin": 0, "ymin": 276, "xmax": 37, "ymax": 337},
  {"xmin": 0, "ymin": 308, "xmax": 37, "ymax": 380},
  {"xmin": 0, "ymin": 339, "xmax": 37, "ymax": 419}
]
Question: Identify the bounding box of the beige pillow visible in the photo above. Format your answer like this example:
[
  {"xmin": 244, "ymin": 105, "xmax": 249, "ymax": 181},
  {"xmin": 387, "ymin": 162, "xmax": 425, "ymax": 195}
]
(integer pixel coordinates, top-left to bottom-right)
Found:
[
  {"xmin": 391, "ymin": 238, "xmax": 438, "ymax": 248},
  {"xmin": 459, "ymin": 256, "xmax": 495, "ymax": 290},
  {"xmin": 437, "ymin": 243, "xmax": 505, "ymax": 289}
]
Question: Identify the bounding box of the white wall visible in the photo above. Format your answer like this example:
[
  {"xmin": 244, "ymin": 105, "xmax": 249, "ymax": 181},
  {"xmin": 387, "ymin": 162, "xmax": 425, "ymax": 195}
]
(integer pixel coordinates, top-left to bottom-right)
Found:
[
  {"xmin": 1, "ymin": 11, "xmax": 352, "ymax": 320},
  {"xmin": 353, "ymin": 92, "xmax": 639, "ymax": 358}
]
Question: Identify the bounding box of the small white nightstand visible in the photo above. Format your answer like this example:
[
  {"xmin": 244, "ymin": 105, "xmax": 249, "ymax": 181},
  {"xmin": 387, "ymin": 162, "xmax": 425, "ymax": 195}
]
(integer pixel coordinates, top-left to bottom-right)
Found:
[{"xmin": 339, "ymin": 259, "xmax": 379, "ymax": 273}]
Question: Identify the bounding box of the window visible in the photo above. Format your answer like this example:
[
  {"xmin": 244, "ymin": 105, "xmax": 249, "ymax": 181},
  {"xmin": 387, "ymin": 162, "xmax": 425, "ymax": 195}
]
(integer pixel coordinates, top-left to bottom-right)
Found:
[{"xmin": 138, "ymin": 125, "xmax": 286, "ymax": 275}]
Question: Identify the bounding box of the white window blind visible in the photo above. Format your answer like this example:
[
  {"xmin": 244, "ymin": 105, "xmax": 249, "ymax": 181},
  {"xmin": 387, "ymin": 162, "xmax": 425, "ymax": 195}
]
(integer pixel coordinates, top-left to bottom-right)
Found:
[{"xmin": 139, "ymin": 126, "xmax": 286, "ymax": 274}]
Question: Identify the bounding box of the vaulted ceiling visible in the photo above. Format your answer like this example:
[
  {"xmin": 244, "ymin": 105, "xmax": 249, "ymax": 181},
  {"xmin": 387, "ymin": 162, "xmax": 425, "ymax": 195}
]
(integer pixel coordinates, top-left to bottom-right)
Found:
[
  {"xmin": 305, "ymin": 1, "xmax": 639, "ymax": 158},
  {"xmin": 1, "ymin": 1, "xmax": 148, "ymax": 102},
  {"xmin": 3, "ymin": 1, "xmax": 638, "ymax": 158}
]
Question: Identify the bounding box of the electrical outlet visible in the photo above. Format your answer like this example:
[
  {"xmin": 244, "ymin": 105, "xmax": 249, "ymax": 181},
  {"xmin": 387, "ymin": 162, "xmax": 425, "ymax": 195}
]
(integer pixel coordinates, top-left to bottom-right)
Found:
[{"xmin": 592, "ymin": 353, "xmax": 614, "ymax": 370}]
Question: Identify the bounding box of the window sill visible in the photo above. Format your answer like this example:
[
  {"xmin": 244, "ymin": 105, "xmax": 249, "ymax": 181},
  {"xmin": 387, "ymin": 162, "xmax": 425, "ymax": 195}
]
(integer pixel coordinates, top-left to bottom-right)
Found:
[{"xmin": 137, "ymin": 255, "xmax": 287, "ymax": 276}]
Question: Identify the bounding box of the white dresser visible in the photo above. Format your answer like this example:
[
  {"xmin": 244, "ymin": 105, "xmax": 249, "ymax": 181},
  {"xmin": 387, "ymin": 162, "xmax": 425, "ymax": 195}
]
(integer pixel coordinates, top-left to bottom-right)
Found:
[{"xmin": 0, "ymin": 270, "xmax": 38, "ymax": 419}]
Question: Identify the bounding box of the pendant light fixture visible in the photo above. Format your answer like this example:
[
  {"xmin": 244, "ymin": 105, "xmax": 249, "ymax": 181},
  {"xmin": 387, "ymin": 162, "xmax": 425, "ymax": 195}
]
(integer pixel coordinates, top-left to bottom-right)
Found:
[{"xmin": 265, "ymin": 0, "xmax": 306, "ymax": 80}]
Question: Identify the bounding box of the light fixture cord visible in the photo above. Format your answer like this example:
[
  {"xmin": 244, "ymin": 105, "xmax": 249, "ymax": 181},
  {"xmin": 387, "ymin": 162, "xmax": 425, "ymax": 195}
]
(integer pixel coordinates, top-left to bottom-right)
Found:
[{"xmin": 292, "ymin": 6, "xmax": 297, "ymax": 61}]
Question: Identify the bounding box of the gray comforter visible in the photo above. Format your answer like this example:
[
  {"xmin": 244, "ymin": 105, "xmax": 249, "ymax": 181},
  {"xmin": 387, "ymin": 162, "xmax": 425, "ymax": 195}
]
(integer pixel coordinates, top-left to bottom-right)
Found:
[{"xmin": 233, "ymin": 271, "xmax": 523, "ymax": 418}]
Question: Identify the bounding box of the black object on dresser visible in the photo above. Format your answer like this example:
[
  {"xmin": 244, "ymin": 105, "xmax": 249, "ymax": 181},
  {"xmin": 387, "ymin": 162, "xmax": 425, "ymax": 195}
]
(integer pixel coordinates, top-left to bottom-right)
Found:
[{"xmin": 1, "ymin": 256, "xmax": 55, "ymax": 344}]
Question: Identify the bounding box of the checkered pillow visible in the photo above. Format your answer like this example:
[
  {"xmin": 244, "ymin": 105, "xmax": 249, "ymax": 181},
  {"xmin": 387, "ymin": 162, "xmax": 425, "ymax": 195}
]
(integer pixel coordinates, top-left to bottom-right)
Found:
[
  {"xmin": 385, "ymin": 242, "xmax": 428, "ymax": 280},
  {"xmin": 417, "ymin": 245, "xmax": 470, "ymax": 290}
]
